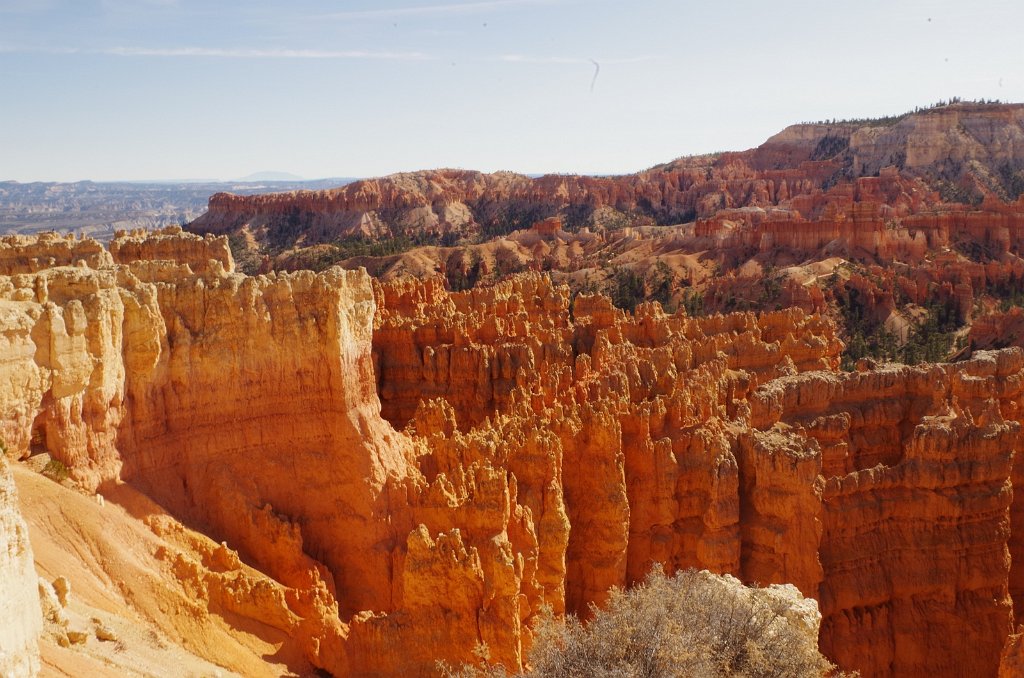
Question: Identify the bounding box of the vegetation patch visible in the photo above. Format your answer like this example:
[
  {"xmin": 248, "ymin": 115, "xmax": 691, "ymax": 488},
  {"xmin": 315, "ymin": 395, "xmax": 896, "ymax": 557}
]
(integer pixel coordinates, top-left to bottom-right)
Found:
[
  {"xmin": 836, "ymin": 282, "xmax": 961, "ymax": 369},
  {"xmin": 42, "ymin": 458, "xmax": 70, "ymax": 483},
  {"xmin": 606, "ymin": 262, "xmax": 678, "ymax": 313},
  {"xmin": 441, "ymin": 567, "xmax": 839, "ymax": 677},
  {"xmin": 228, "ymin": 233, "xmax": 263, "ymax": 275}
]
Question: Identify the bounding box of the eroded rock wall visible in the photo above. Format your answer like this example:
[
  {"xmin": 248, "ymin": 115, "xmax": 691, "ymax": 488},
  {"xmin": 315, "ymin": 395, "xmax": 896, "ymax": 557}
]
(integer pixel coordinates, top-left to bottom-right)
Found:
[
  {"xmin": 0, "ymin": 232, "xmax": 112, "ymax": 275},
  {"xmin": 0, "ymin": 233, "xmax": 557, "ymax": 675},
  {"xmin": 188, "ymin": 162, "xmax": 838, "ymax": 244},
  {"xmin": 0, "ymin": 265, "xmax": 146, "ymax": 489},
  {"xmin": 373, "ymin": 274, "xmax": 1023, "ymax": 676},
  {"xmin": 752, "ymin": 357, "xmax": 1021, "ymax": 676},
  {"xmin": 0, "ymin": 454, "xmax": 41, "ymax": 677},
  {"xmin": 2, "ymin": 231, "xmax": 1023, "ymax": 676},
  {"xmin": 109, "ymin": 225, "xmax": 234, "ymax": 275}
]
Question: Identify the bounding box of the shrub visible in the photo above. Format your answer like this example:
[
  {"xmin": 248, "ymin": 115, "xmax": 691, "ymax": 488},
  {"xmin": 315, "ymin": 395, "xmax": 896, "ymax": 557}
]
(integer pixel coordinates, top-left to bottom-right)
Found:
[
  {"xmin": 444, "ymin": 567, "xmax": 841, "ymax": 677},
  {"xmin": 42, "ymin": 458, "xmax": 70, "ymax": 483}
]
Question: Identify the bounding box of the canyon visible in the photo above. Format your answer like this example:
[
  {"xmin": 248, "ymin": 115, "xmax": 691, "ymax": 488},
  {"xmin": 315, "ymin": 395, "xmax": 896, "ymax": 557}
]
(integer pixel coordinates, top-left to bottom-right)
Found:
[
  {"xmin": 187, "ymin": 103, "xmax": 1024, "ymax": 376},
  {"xmin": 0, "ymin": 226, "xmax": 1020, "ymax": 676},
  {"xmin": 5, "ymin": 102, "xmax": 1024, "ymax": 677}
]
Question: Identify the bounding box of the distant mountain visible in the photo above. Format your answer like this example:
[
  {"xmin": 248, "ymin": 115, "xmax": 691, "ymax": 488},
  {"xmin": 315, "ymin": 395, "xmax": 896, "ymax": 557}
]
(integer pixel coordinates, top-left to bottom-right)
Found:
[{"xmin": 237, "ymin": 171, "xmax": 306, "ymax": 182}]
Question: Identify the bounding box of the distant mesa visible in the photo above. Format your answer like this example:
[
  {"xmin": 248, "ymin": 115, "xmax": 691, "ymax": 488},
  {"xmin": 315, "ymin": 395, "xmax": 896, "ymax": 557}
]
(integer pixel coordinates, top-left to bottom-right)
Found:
[{"xmin": 191, "ymin": 101, "xmax": 1024, "ymax": 262}]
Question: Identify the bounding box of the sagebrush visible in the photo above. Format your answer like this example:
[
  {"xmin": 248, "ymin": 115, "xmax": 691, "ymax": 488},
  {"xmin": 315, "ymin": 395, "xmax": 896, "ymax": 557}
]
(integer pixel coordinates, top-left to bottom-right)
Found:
[{"xmin": 442, "ymin": 567, "xmax": 841, "ymax": 677}]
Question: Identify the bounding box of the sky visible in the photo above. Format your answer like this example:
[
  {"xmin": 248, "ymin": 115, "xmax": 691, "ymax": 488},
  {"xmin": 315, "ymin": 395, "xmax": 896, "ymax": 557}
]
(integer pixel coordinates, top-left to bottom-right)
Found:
[{"xmin": 1, "ymin": 0, "xmax": 1022, "ymax": 182}]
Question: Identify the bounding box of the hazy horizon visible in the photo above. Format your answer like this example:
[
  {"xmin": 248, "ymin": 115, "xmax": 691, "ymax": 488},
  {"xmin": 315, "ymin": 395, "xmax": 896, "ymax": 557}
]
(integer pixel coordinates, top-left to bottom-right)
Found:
[{"xmin": 2, "ymin": 0, "xmax": 1022, "ymax": 183}]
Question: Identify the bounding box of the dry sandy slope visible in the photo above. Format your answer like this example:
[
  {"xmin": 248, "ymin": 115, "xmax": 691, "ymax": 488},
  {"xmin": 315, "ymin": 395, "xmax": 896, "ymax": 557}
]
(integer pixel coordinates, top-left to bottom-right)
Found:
[{"xmin": 13, "ymin": 463, "xmax": 310, "ymax": 677}]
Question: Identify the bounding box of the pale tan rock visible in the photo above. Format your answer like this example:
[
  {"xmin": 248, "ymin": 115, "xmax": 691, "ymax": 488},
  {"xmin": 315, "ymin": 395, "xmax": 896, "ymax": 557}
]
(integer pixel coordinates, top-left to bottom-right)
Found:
[
  {"xmin": 110, "ymin": 226, "xmax": 234, "ymax": 275},
  {"xmin": 0, "ymin": 232, "xmax": 113, "ymax": 275},
  {"xmin": 0, "ymin": 455, "xmax": 41, "ymax": 677},
  {"xmin": 37, "ymin": 578, "xmax": 67, "ymax": 628}
]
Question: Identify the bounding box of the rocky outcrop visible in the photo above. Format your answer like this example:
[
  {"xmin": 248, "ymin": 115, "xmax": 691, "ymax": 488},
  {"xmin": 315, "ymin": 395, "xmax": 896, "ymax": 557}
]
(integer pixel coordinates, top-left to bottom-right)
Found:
[
  {"xmin": 0, "ymin": 454, "xmax": 41, "ymax": 677},
  {"xmin": 187, "ymin": 103, "xmax": 1024, "ymax": 257},
  {"xmin": 0, "ymin": 236, "xmax": 400, "ymax": 673},
  {"xmin": 693, "ymin": 192, "xmax": 1024, "ymax": 265},
  {"xmin": 971, "ymin": 307, "xmax": 1024, "ymax": 352},
  {"xmin": 2, "ymin": 231, "xmax": 1024, "ymax": 676},
  {"xmin": 180, "ymin": 107, "xmax": 1024, "ymax": 391},
  {"xmin": 0, "ymin": 264, "xmax": 144, "ymax": 489},
  {"xmin": 1002, "ymin": 629, "xmax": 1024, "ymax": 677},
  {"xmin": 849, "ymin": 103, "xmax": 1024, "ymax": 182},
  {"xmin": 372, "ymin": 274, "xmax": 1023, "ymax": 676},
  {"xmin": 118, "ymin": 265, "xmax": 408, "ymax": 620},
  {"xmin": 749, "ymin": 102, "xmax": 1024, "ymax": 190},
  {"xmin": 187, "ymin": 161, "xmax": 838, "ymax": 246},
  {"xmin": 0, "ymin": 232, "xmax": 113, "ymax": 274},
  {"xmin": 109, "ymin": 225, "xmax": 235, "ymax": 275},
  {"xmin": 751, "ymin": 356, "xmax": 1022, "ymax": 676}
]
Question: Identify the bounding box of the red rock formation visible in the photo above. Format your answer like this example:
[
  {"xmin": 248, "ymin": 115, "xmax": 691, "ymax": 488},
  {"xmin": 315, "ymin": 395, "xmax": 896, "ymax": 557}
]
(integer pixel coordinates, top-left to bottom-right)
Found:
[
  {"xmin": 188, "ymin": 104, "xmax": 1024, "ymax": 257},
  {"xmin": 532, "ymin": 216, "xmax": 563, "ymax": 237},
  {"xmin": 4, "ymin": 231, "xmax": 1024, "ymax": 676},
  {"xmin": 751, "ymin": 356, "xmax": 1022, "ymax": 676},
  {"xmin": 1002, "ymin": 629, "xmax": 1024, "ymax": 677},
  {"xmin": 971, "ymin": 307, "xmax": 1024, "ymax": 352},
  {"xmin": 373, "ymin": 274, "xmax": 1023, "ymax": 676},
  {"xmin": 187, "ymin": 157, "xmax": 841, "ymax": 246}
]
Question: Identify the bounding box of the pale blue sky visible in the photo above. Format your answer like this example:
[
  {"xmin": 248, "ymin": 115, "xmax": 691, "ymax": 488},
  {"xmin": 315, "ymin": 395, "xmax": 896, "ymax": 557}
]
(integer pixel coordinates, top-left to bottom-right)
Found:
[{"xmin": 1, "ymin": 0, "xmax": 1021, "ymax": 181}]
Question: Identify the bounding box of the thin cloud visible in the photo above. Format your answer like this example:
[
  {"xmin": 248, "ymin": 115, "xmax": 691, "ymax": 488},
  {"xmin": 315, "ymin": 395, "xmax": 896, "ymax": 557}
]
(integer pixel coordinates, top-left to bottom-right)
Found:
[
  {"xmin": 326, "ymin": 0, "xmax": 562, "ymax": 19},
  {"xmin": 105, "ymin": 47, "xmax": 432, "ymax": 60},
  {"xmin": 0, "ymin": 45, "xmax": 432, "ymax": 60},
  {"xmin": 497, "ymin": 54, "xmax": 656, "ymax": 65}
]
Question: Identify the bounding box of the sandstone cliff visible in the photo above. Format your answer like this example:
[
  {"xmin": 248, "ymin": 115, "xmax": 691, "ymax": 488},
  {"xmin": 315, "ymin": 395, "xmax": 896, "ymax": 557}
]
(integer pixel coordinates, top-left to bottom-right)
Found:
[
  {"xmin": 2, "ymin": 231, "xmax": 1024, "ymax": 676},
  {"xmin": 177, "ymin": 112, "xmax": 1024, "ymax": 392},
  {"xmin": 0, "ymin": 454, "xmax": 41, "ymax": 677},
  {"xmin": 373, "ymin": 273, "xmax": 1022, "ymax": 676},
  {"xmin": 109, "ymin": 225, "xmax": 235, "ymax": 275},
  {"xmin": 751, "ymin": 356, "xmax": 1022, "ymax": 675},
  {"xmin": 0, "ymin": 232, "xmax": 113, "ymax": 274}
]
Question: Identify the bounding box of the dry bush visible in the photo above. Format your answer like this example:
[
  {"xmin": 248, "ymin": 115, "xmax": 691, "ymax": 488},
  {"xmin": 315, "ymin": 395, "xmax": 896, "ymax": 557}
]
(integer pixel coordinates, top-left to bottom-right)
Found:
[{"xmin": 443, "ymin": 567, "xmax": 841, "ymax": 678}]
